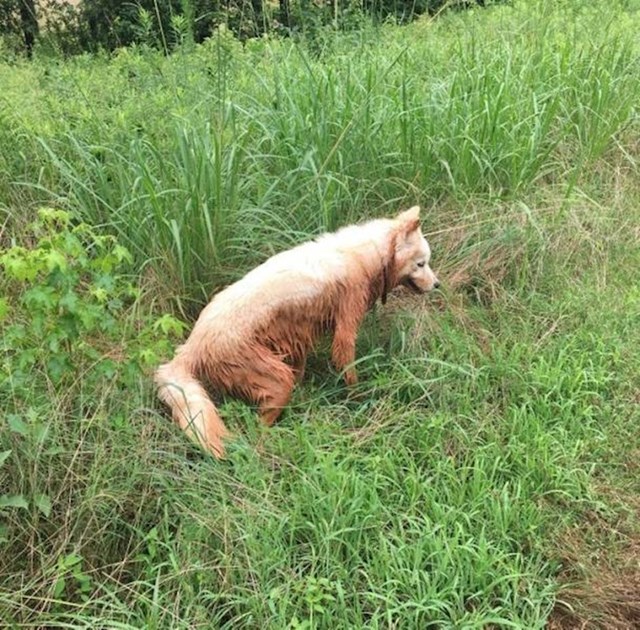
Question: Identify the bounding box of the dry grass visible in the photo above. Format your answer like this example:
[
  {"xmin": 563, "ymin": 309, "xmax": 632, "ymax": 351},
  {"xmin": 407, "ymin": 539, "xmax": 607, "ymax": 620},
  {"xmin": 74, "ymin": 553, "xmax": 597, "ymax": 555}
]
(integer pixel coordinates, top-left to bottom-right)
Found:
[{"xmin": 550, "ymin": 510, "xmax": 640, "ymax": 629}]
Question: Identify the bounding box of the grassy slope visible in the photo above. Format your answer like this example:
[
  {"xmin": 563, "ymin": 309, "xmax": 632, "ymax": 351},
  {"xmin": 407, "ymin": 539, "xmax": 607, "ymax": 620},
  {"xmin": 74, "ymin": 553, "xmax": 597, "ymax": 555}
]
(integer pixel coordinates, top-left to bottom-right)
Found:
[{"xmin": 1, "ymin": 0, "xmax": 639, "ymax": 627}]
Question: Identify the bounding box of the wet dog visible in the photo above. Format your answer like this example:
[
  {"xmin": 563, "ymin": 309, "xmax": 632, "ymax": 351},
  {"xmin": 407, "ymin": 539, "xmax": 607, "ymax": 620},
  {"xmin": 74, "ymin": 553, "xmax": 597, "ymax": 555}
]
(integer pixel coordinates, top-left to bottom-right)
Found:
[{"xmin": 155, "ymin": 206, "xmax": 439, "ymax": 457}]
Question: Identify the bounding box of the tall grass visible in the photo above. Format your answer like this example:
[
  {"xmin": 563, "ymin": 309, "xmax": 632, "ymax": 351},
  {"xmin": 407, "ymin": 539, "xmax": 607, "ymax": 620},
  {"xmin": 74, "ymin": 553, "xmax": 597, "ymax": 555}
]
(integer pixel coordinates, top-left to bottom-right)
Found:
[
  {"xmin": 2, "ymin": 0, "xmax": 638, "ymax": 303},
  {"xmin": 1, "ymin": 0, "xmax": 639, "ymax": 627}
]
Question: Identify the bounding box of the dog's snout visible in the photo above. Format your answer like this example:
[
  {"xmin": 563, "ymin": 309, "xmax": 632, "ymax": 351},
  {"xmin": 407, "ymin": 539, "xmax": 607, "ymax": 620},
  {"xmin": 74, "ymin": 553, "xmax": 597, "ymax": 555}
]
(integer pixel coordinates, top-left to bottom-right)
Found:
[{"xmin": 433, "ymin": 280, "xmax": 441, "ymax": 290}]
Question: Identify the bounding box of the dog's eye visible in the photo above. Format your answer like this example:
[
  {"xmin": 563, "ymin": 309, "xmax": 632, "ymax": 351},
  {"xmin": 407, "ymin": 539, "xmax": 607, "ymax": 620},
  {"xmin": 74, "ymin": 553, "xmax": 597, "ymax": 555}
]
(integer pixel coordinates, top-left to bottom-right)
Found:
[{"xmin": 416, "ymin": 261, "xmax": 425, "ymax": 268}]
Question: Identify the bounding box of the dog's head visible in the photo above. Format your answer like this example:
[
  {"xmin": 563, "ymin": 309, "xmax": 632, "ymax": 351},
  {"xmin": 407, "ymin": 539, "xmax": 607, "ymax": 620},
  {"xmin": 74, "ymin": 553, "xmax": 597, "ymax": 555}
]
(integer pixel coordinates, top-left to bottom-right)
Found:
[{"xmin": 393, "ymin": 206, "xmax": 440, "ymax": 293}]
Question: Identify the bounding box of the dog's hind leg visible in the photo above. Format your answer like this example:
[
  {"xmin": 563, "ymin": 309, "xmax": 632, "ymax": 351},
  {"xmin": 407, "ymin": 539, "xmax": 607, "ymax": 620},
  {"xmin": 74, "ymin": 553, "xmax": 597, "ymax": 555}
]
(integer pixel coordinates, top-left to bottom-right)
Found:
[
  {"xmin": 291, "ymin": 352, "xmax": 307, "ymax": 383},
  {"xmin": 239, "ymin": 347, "xmax": 296, "ymax": 427},
  {"xmin": 259, "ymin": 378, "xmax": 294, "ymax": 427}
]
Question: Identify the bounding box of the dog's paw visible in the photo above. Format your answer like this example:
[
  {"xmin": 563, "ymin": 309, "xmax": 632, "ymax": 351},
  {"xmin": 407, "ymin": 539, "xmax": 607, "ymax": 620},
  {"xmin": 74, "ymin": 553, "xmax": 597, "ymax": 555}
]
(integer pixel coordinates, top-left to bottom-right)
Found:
[{"xmin": 344, "ymin": 370, "xmax": 358, "ymax": 386}]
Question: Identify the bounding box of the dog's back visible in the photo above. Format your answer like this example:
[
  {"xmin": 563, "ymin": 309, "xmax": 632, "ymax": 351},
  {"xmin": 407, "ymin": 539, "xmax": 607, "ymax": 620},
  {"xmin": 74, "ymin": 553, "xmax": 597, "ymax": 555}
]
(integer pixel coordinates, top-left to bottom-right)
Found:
[{"xmin": 188, "ymin": 217, "xmax": 395, "ymax": 348}]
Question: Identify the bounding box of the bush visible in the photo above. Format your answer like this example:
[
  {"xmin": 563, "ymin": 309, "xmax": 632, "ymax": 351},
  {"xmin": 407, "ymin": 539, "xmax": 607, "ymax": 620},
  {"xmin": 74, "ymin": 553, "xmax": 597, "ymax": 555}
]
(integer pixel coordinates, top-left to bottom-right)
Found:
[{"xmin": 0, "ymin": 208, "xmax": 182, "ymax": 406}]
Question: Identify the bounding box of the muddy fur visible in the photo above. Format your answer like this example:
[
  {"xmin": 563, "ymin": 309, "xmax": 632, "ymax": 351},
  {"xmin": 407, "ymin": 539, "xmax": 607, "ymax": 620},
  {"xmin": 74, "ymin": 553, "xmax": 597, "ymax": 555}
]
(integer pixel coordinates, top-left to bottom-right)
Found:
[{"xmin": 155, "ymin": 206, "xmax": 439, "ymax": 457}]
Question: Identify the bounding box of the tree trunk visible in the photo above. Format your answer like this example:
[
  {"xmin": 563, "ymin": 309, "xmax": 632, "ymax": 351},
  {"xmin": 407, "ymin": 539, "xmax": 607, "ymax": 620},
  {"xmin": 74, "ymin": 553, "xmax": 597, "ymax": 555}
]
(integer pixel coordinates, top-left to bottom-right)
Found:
[
  {"xmin": 279, "ymin": 0, "xmax": 290, "ymax": 29},
  {"xmin": 18, "ymin": 0, "xmax": 38, "ymax": 58},
  {"xmin": 250, "ymin": 0, "xmax": 264, "ymax": 35}
]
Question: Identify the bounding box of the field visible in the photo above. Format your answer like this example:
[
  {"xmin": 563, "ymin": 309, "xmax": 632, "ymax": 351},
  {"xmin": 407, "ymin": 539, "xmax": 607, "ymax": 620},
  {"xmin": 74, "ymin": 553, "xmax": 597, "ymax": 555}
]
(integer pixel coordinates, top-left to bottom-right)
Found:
[{"xmin": 1, "ymin": 0, "xmax": 639, "ymax": 626}]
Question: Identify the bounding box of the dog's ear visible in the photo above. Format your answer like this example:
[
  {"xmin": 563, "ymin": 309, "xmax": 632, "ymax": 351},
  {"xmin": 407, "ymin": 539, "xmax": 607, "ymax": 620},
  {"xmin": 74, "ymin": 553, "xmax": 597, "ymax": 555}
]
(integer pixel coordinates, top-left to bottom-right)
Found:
[{"xmin": 395, "ymin": 206, "xmax": 421, "ymax": 235}]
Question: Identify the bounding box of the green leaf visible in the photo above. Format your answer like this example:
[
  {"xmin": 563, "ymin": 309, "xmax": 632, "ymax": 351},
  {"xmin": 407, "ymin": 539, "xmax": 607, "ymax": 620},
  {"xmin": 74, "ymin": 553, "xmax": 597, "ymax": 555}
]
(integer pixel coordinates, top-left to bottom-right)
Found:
[
  {"xmin": 138, "ymin": 348, "xmax": 159, "ymax": 367},
  {"xmin": 153, "ymin": 314, "xmax": 187, "ymax": 336},
  {"xmin": 0, "ymin": 450, "xmax": 11, "ymax": 467},
  {"xmin": 60, "ymin": 553, "xmax": 83, "ymax": 569},
  {"xmin": 34, "ymin": 494, "xmax": 52, "ymax": 517},
  {"xmin": 24, "ymin": 285, "xmax": 57, "ymax": 310},
  {"xmin": 1, "ymin": 248, "xmax": 39, "ymax": 282},
  {"xmin": 7, "ymin": 415, "xmax": 28, "ymax": 436},
  {"xmin": 53, "ymin": 576, "xmax": 66, "ymax": 598},
  {"xmin": 0, "ymin": 495, "xmax": 29, "ymax": 510},
  {"xmin": 37, "ymin": 207, "xmax": 71, "ymax": 227},
  {"xmin": 33, "ymin": 423, "xmax": 50, "ymax": 446},
  {"xmin": 44, "ymin": 250, "xmax": 67, "ymax": 272},
  {"xmin": 59, "ymin": 290, "xmax": 80, "ymax": 314},
  {"xmin": 91, "ymin": 286, "xmax": 109, "ymax": 303},
  {"xmin": 114, "ymin": 245, "xmax": 132, "ymax": 264}
]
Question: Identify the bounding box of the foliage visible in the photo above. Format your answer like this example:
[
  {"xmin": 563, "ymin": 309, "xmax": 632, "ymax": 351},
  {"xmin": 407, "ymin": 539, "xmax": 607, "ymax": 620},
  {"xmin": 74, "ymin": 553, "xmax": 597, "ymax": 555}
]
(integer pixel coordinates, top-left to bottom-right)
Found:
[
  {"xmin": 2, "ymin": 209, "xmax": 132, "ymax": 389},
  {"xmin": 0, "ymin": 0, "xmax": 20, "ymax": 38},
  {"xmin": 1, "ymin": 208, "xmax": 180, "ymax": 402},
  {"xmin": 1, "ymin": 0, "xmax": 494, "ymax": 55}
]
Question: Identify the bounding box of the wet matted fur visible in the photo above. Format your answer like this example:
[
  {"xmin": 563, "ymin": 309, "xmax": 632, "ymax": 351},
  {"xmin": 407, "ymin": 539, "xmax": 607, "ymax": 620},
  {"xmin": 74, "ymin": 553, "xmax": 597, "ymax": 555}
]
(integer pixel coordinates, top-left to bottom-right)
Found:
[{"xmin": 155, "ymin": 206, "xmax": 439, "ymax": 457}]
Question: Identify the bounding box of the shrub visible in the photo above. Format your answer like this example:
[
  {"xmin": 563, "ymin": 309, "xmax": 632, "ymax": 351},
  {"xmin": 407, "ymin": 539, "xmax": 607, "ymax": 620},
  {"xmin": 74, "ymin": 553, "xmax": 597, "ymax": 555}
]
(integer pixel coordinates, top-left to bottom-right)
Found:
[{"xmin": 0, "ymin": 208, "xmax": 183, "ymax": 406}]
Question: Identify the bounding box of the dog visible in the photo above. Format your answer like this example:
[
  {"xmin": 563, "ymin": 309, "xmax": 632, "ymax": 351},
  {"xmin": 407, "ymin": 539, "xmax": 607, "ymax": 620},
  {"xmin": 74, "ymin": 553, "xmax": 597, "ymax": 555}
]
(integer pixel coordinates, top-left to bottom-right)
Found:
[{"xmin": 155, "ymin": 206, "xmax": 439, "ymax": 457}]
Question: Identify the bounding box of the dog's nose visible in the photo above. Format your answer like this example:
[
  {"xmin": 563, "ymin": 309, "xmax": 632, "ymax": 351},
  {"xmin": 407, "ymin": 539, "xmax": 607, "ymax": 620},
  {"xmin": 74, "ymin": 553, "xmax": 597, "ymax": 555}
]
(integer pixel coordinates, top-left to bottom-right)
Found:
[{"xmin": 434, "ymin": 281, "xmax": 441, "ymax": 290}]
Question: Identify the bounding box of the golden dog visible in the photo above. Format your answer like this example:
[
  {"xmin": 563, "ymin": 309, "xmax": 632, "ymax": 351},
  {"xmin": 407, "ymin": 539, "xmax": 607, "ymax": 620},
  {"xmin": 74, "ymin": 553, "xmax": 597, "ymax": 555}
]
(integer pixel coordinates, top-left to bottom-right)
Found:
[{"xmin": 155, "ymin": 206, "xmax": 439, "ymax": 457}]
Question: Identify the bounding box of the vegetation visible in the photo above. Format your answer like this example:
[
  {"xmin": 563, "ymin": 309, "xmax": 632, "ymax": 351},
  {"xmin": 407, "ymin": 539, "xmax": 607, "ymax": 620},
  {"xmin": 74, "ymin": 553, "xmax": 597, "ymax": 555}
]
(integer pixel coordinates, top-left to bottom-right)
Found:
[
  {"xmin": 1, "ymin": 0, "xmax": 639, "ymax": 626},
  {"xmin": 3, "ymin": 0, "xmax": 489, "ymax": 56}
]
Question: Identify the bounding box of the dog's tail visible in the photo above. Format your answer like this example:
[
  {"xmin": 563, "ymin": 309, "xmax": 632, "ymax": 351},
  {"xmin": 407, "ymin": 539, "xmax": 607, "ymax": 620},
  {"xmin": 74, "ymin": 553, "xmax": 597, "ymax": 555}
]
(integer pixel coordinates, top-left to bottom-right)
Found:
[{"xmin": 155, "ymin": 359, "xmax": 230, "ymax": 458}]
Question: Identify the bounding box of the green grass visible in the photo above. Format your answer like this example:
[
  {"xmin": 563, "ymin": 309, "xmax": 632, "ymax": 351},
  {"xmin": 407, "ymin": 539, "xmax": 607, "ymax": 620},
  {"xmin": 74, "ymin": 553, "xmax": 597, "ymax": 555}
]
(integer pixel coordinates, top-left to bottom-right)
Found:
[{"xmin": 1, "ymin": 0, "xmax": 640, "ymax": 626}]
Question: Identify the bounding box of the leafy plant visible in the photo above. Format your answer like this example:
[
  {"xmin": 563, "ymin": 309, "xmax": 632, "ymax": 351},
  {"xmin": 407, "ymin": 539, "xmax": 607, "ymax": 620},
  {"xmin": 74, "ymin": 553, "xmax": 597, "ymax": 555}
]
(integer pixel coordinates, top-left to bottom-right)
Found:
[
  {"xmin": 2, "ymin": 209, "xmax": 132, "ymax": 389},
  {"xmin": 1, "ymin": 207, "xmax": 183, "ymax": 404}
]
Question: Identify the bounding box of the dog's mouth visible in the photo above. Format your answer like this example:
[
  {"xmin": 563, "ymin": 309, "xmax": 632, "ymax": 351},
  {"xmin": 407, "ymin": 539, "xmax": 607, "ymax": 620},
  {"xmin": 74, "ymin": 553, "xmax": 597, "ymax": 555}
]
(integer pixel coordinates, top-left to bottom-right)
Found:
[{"xmin": 403, "ymin": 278, "xmax": 426, "ymax": 294}]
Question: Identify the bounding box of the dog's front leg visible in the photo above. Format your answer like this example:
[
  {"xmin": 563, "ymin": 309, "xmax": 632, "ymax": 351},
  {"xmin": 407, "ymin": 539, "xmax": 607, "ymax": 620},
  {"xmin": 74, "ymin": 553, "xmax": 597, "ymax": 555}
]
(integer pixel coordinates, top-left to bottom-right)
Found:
[{"xmin": 331, "ymin": 291, "xmax": 367, "ymax": 386}]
